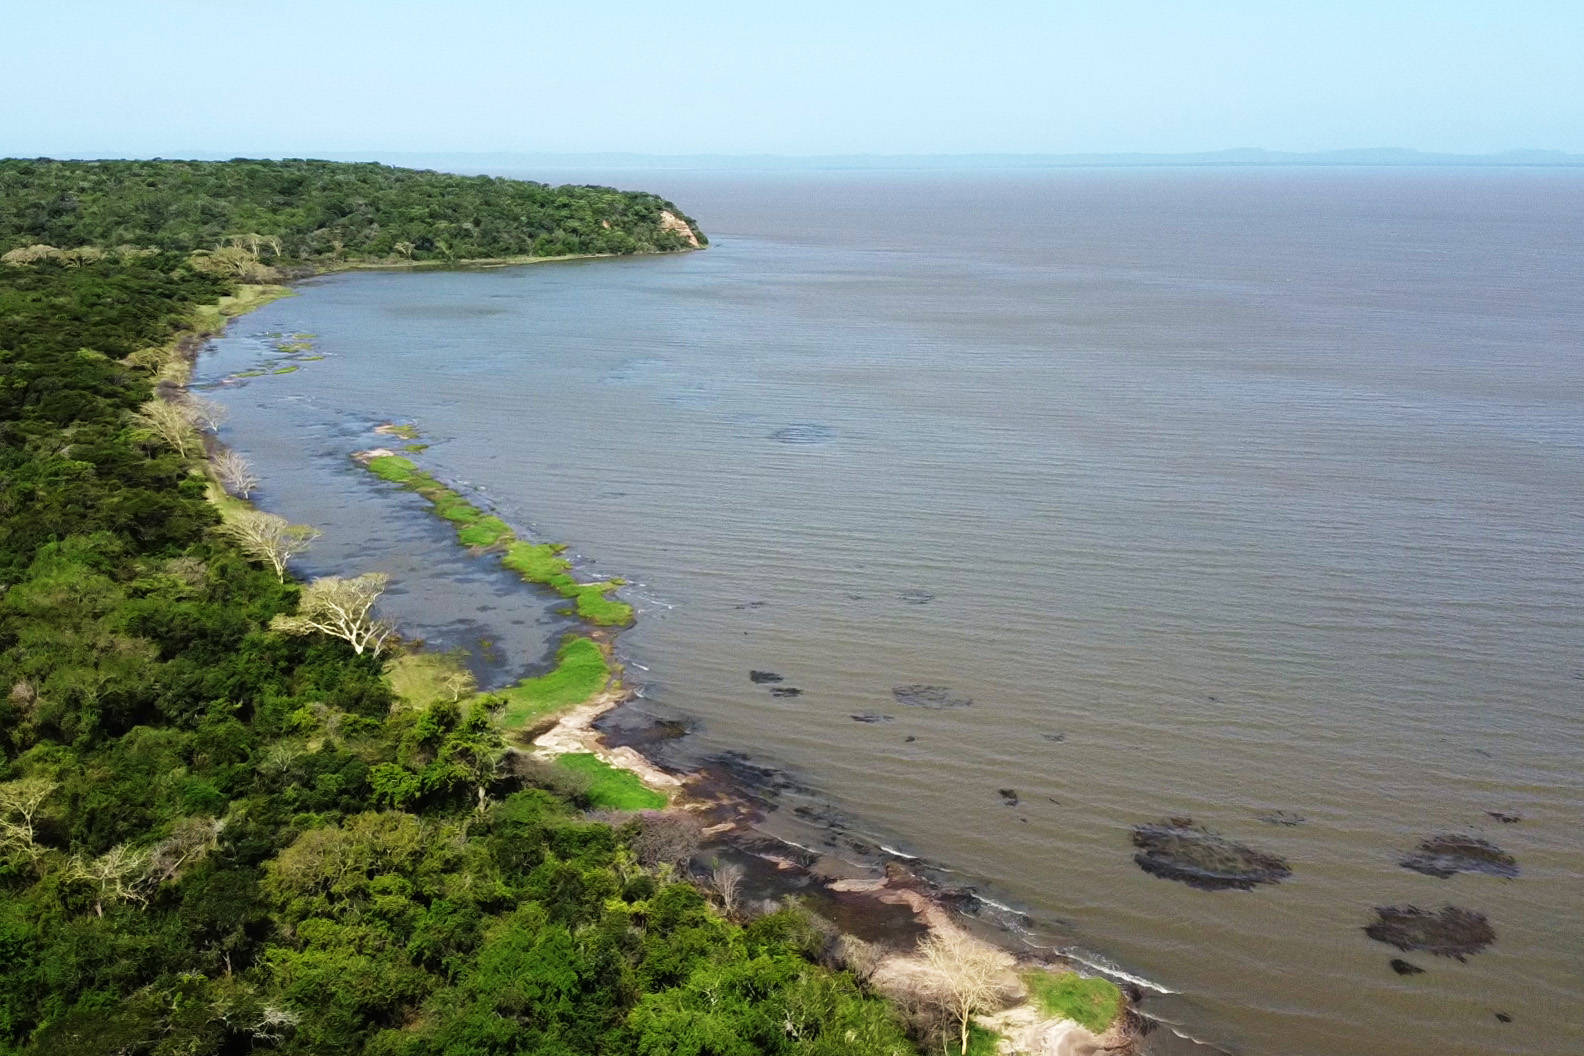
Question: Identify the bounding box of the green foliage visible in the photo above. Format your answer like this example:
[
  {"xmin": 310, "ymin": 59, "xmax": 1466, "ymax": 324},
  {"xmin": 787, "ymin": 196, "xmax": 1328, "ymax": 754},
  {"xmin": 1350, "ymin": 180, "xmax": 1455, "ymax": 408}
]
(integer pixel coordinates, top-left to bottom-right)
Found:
[
  {"xmin": 555, "ymin": 754, "xmax": 667, "ymax": 810},
  {"xmin": 0, "ymin": 158, "xmax": 707, "ymax": 261},
  {"xmin": 0, "ymin": 181, "xmax": 910, "ymax": 1056},
  {"xmin": 1022, "ymin": 969, "xmax": 1121, "ymax": 1033}
]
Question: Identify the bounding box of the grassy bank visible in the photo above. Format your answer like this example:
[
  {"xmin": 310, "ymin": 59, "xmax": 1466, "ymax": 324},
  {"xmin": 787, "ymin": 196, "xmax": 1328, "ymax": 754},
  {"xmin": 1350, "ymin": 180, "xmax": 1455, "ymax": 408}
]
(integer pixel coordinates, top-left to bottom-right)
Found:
[
  {"xmin": 555, "ymin": 752, "xmax": 668, "ymax": 810},
  {"xmin": 1022, "ymin": 969, "xmax": 1123, "ymax": 1034},
  {"xmin": 488, "ymin": 635, "xmax": 613, "ymax": 730},
  {"xmin": 361, "ymin": 452, "xmax": 634, "ymax": 626}
]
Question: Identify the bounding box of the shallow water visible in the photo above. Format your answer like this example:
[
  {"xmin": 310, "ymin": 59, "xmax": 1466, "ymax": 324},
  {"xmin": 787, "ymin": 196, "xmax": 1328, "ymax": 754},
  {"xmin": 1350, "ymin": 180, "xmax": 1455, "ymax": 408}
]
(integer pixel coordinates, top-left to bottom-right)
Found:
[{"xmin": 196, "ymin": 168, "xmax": 1584, "ymax": 1056}]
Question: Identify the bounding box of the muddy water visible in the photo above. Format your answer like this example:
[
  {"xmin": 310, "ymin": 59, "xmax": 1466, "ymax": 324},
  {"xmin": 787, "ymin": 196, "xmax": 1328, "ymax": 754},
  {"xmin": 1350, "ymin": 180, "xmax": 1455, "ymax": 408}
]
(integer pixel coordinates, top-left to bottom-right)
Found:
[{"xmin": 195, "ymin": 168, "xmax": 1584, "ymax": 1056}]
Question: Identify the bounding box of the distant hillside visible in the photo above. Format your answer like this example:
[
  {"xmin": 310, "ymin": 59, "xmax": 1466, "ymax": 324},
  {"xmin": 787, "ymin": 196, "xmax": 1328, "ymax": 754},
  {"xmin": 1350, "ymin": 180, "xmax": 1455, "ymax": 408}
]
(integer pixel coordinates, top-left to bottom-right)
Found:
[{"xmin": 0, "ymin": 158, "xmax": 706, "ymax": 263}]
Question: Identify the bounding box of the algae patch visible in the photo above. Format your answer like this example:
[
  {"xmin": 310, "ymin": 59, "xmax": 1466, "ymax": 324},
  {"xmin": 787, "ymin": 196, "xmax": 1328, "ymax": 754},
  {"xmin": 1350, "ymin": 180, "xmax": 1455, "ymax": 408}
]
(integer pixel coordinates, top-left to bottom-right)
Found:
[
  {"xmin": 1131, "ymin": 817, "xmax": 1291, "ymax": 890},
  {"xmin": 892, "ymin": 684, "xmax": 973, "ymax": 709},
  {"xmin": 1364, "ymin": 905, "xmax": 1495, "ymax": 961},
  {"xmin": 354, "ymin": 450, "xmax": 634, "ymax": 628},
  {"xmin": 1400, "ymin": 834, "xmax": 1518, "ymax": 879}
]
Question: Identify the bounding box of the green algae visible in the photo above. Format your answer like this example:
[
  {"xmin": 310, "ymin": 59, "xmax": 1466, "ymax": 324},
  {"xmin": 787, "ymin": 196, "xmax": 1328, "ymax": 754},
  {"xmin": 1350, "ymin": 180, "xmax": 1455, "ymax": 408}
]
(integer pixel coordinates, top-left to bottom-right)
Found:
[
  {"xmin": 366, "ymin": 454, "xmax": 418, "ymax": 483},
  {"xmin": 357, "ymin": 452, "xmax": 634, "ymax": 627},
  {"xmin": 233, "ymin": 369, "xmax": 266, "ymax": 378},
  {"xmin": 272, "ymin": 365, "xmax": 300, "ymax": 374},
  {"xmin": 403, "ymin": 443, "xmax": 429, "ymax": 453}
]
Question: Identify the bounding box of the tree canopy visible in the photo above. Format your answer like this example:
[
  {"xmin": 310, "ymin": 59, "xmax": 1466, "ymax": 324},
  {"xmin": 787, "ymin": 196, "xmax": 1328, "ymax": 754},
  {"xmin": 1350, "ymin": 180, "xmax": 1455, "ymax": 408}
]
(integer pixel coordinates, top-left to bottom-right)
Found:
[
  {"xmin": 0, "ymin": 168, "xmax": 913, "ymax": 1055},
  {"xmin": 0, "ymin": 158, "xmax": 706, "ymax": 262}
]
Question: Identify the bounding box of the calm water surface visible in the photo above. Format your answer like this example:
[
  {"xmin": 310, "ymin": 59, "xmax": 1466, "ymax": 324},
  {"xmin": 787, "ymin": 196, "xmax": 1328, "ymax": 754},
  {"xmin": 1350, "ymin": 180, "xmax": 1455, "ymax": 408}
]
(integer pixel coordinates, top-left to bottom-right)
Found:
[{"xmin": 197, "ymin": 169, "xmax": 1584, "ymax": 1056}]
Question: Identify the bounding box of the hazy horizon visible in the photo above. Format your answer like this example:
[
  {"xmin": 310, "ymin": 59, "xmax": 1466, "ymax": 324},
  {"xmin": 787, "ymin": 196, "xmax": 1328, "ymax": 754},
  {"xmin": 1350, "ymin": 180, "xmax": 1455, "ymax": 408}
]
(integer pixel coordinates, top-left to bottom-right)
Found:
[
  {"xmin": 5, "ymin": 2, "xmax": 1580, "ymax": 158},
  {"xmin": 12, "ymin": 148, "xmax": 1584, "ymax": 173}
]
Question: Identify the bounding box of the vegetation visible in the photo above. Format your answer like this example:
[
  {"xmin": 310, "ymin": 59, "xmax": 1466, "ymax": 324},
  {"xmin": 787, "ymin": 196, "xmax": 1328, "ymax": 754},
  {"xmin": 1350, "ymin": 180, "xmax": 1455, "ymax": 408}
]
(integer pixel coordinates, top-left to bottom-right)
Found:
[
  {"xmin": 555, "ymin": 754, "xmax": 668, "ymax": 811},
  {"xmin": 0, "ymin": 169, "xmax": 912, "ymax": 1054},
  {"xmin": 1022, "ymin": 969, "xmax": 1121, "ymax": 1034},
  {"xmin": 917, "ymin": 932, "xmax": 1010, "ymax": 1056},
  {"xmin": 488, "ymin": 636, "xmax": 613, "ymax": 731},
  {"xmin": 0, "ymin": 158, "xmax": 706, "ymax": 264},
  {"xmin": 360, "ymin": 454, "xmax": 633, "ymax": 626}
]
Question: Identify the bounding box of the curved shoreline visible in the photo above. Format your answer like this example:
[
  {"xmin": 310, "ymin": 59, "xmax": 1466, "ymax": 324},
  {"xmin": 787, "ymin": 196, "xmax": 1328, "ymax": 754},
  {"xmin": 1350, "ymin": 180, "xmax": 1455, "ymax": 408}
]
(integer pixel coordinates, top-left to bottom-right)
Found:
[
  {"xmin": 196, "ymin": 270, "xmax": 1155, "ymax": 1056},
  {"xmin": 342, "ymin": 435, "xmax": 1149, "ymax": 1055}
]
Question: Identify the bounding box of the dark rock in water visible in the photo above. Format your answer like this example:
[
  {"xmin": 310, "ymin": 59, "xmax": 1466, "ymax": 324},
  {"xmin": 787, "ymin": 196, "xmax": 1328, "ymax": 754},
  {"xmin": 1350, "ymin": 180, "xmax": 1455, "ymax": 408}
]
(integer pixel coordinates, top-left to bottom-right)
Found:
[
  {"xmin": 892, "ymin": 684, "xmax": 973, "ymax": 709},
  {"xmin": 1258, "ymin": 810, "xmax": 1306, "ymax": 827},
  {"xmin": 734, "ymin": 600, "xmax": 768, "ymax": 610},
  {"xmin": 1486, "ymin": 810, "xmax": 1522, "ymax": 824},
  {"xmin": 1040, "ymin": 731, "xmax": 1067, "ymax": 742},
  {"xmin": 1131, "ymin": 817, "xmax": 1292, "ymax": 890},
  {"xmin": 770, "ymin": 423, "xmax": 836, "ymax": 444},
  {"xmin": 1401, "ymin": 834, "xmax": 1518, "ymax": 879},
  {"xmin": 769, "ymin": 686, "xmax": 803, "ymax": 698},
  {"xmin": 1495, "ymin": 1012, "xmax": 1512, "ymax": 1023},
  {"xmin": 850, "ymin": 713, "xmax": 893, "ymax": 723},
  {"xmin": 898, "ymin": 589, "xmax": 935, "ymax": 605},
  {"xmin": 903, "ymin": 735, "xmax": 917, "ymax": 743},
  {"xmin": 749, "ymin": 670, "xmax": 783, "ymax": 684},
  {"xmin": 1389, "ymin": 959, "xmax": 1425, "ymax": 976},
  {"xmin": 999, "ymin": 789, "xmax": 1019, "ymax": 806},
  {"xmin": 1364, "ymin": 905, "xmax": 1495, "ymax": 961}
]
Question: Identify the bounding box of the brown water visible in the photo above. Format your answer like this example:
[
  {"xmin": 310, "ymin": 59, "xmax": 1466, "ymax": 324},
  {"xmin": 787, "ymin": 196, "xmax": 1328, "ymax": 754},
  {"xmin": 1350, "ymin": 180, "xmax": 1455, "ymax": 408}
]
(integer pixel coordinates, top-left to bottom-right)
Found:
[{"xmin": 197, "ymin": 168, "xmax": 1584, "ymax": 1056}]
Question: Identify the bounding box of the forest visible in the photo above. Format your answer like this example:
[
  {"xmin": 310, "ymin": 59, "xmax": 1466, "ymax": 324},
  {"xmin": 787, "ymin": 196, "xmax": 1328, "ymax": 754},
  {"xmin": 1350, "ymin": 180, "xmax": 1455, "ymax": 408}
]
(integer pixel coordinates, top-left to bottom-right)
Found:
[
  {"xmin": 0, "ymin": 159, "xmax": 706, "ymax": 263},
  {"xmin": 0, "ymin": 167, "xmax": 920, "ymax": 1055}
]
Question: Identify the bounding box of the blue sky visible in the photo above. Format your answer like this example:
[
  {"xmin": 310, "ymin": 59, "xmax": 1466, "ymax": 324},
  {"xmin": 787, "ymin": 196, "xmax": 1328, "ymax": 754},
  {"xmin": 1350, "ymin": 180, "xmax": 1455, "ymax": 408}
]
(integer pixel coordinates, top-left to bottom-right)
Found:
[{"xmin": 4, "ymin": 1, "xmax": 1580, "ymax": 157}]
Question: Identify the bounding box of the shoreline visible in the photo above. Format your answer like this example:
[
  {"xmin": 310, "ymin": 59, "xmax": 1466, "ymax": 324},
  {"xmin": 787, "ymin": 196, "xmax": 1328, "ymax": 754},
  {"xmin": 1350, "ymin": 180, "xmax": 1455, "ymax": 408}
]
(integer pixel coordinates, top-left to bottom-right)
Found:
[
  {"xmin": 341, "ymin": 437, "xmax": 1149, "ymax": 1054},
  {"xmin": 189, "ymin": 265, "xmax": 1150, "ymax": 1056}
]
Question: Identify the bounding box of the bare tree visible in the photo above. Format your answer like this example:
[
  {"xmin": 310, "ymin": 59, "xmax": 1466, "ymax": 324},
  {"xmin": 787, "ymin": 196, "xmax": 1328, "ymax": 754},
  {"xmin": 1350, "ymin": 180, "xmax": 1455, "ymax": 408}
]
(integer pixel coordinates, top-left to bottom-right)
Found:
[
  {"xmin": 144, "ymin": 816, "xmax": 224, "ymax": 885},
  {"xmin": 632, "ymin": 811, "xmax": 702, "ymax": 871},
  {"xmin": 835, "ymin": 934, "xmax": 882, "ymax": 987},
  {"xmin": 271, "ymin": 573, "xmax": 395, "ymax": 656},
  {"xmin": 219, "ymin": 510, "xmax": 320, "ymax": 581},
  {"xmin": 711, "ymin": 861, "xmax": 744, "ymax": 918},
  {"xmin": 0, "ymin": 777, "xmax": 56, "ymax": 864},
  {"xmin": 133, "ymin": 396, "xmax": 225, "ymax": 457},
  {"xmin": 393, "ymin": 240, "xmax": 415, "ymax": 259},
  {"xmin": 186, "ymin": 395, "xmax": 228, "ymax": 433},
  {"xmin": 213, "ymin": 449, "xmax": 260, "ymax": 497},
  {"xmin": 919, "ymin": 931, "xmax": 1009, "ymax": 1056},
  {"xmin": 67, "ymin": 843, "xmax": 151, "ymax": 916},
  {"xmin": 134, "ymin": 398, "xmax": 200, "ymax": 457}
]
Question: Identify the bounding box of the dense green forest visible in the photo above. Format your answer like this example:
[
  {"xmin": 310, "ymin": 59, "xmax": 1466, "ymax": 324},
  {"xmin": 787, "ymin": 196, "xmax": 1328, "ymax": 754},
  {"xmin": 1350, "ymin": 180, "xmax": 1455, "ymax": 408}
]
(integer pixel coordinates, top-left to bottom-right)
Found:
[
  {"xmin": 0, "ymin": 169, "xmax": 916, "ymax": 1055},
  {"xmin": 0, "ymin": 159, "xmax": 706, "ymax": 263}
]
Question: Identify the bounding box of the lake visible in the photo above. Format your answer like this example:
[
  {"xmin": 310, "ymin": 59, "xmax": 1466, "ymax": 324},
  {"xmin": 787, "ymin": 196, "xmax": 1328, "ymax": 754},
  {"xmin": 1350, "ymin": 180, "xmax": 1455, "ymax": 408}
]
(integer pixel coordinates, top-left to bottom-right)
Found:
[{"xmin": 196, "ymin": 167, "xmax": 1584, "ymax": 1056}]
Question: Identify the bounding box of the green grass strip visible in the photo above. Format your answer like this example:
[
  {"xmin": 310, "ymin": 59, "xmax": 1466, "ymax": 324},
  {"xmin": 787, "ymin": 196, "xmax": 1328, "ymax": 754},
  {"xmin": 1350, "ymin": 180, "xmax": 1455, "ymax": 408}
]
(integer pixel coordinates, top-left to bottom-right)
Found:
[
  {"xmin": 358, "ymin": 452, "xmax": 634, "ymax": 626},
  {"xmin": 555, "ymin": 752, "xmax": 666, "ymax": 810},
  {"xmin": 490, "ymin": 636, "xmax": 611, "ymax": 729},
  {"xmin": 1022, "ymin": 970, "xmax": 1122, "ymax": 1034}
]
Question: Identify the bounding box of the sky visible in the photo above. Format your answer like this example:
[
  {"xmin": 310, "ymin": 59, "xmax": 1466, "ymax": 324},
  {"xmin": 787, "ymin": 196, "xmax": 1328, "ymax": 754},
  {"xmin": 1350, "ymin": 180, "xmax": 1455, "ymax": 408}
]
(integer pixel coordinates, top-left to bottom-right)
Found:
[{"xmin": 4, "ymin": 1, "xmax": 1581, "ymax": 158}]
